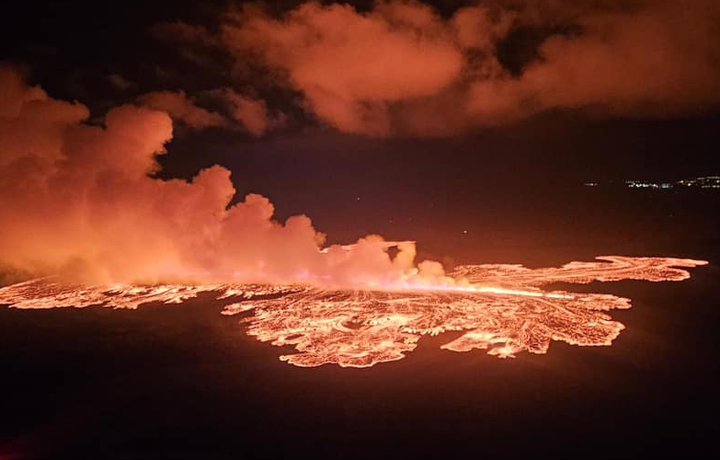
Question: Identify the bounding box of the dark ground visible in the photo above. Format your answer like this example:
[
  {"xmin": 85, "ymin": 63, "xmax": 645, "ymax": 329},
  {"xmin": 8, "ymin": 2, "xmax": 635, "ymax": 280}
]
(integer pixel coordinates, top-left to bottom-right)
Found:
[{"xmin": 1, "ymin": 183, "xmax": 719, "ymax": 460}]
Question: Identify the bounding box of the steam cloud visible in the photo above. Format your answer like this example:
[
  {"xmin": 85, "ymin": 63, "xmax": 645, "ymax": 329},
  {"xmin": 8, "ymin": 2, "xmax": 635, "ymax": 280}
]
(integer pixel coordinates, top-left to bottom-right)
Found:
[
  {"xmin": 0, "ymin": 65, "xmax": 448, "ymax": 286},
  {"xmin": 157, "ymin": 0, "xmax": 720, "ymax": 136}
]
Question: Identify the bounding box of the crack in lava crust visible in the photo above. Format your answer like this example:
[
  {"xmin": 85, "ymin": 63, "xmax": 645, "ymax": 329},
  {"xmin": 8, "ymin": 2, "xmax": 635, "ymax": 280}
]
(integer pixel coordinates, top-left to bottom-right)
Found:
[{"xmin": 0, "ymin": 256, "xmax": 708, "ymax": 368}]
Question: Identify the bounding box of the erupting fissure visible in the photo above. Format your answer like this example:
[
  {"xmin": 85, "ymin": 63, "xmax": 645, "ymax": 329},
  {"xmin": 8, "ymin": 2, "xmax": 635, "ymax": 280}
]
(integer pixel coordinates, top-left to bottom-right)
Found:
[
  {"xmin": 0, "ymin": 256, "xmax": 707, "ymax": 368},
  {"xmin": 0, "ymin": 65, "xmax": 709, "ymax": 368}
]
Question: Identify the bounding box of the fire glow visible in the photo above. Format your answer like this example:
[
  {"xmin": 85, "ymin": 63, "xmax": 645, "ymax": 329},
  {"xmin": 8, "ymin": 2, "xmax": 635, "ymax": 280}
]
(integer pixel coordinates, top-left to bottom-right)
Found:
[
  {"xmin": 0, "ymin": 256, "xmax": 706, "ymax": 368},
  {"xmin": 0, "ymin": 65, "xmax": 710, "ymax": 368}
]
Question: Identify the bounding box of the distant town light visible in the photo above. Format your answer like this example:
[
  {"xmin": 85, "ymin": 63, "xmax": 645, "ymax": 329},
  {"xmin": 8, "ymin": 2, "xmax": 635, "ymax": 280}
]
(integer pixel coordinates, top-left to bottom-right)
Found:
[{"xmin": 613, "ymin": 176, "xmax": 720, "ymax": 190}]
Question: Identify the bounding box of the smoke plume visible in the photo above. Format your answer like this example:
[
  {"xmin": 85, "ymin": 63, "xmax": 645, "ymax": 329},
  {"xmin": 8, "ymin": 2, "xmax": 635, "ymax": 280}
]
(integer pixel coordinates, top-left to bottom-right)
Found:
[{"xmin": 0, "ymin": 65, "xmax": 448, "ymax": 286}]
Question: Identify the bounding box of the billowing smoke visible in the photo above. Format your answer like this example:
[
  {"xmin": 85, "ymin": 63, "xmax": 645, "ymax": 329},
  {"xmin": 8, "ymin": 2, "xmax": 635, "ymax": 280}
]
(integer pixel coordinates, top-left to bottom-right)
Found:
[
  {"xmin": 157, "ymin": 0, "xmax": 720, "ymax": 136},
  {"xmin": 0, "ymin": 65, "xmax": 448, "ymax": 287}
]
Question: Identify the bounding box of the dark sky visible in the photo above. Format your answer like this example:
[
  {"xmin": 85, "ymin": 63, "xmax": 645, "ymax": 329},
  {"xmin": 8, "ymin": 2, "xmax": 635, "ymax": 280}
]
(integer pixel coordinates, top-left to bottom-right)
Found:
[{"xmin": 2, "ymin": 0, "xmax": 719, "ymax": 238}]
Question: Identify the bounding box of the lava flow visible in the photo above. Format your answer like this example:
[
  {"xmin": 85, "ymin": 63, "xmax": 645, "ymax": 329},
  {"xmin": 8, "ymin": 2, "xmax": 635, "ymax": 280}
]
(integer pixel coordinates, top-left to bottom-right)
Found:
[{"xmin": 0, "ymin": 256, "xmax": 707, "ymax": 368}]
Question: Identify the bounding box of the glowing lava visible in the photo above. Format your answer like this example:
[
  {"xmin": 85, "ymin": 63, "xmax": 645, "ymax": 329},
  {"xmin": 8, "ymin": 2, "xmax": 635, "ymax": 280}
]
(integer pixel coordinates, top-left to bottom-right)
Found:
[{"xmin": 0, "ymin": 256, "xmax": 707, "ymax": 368}]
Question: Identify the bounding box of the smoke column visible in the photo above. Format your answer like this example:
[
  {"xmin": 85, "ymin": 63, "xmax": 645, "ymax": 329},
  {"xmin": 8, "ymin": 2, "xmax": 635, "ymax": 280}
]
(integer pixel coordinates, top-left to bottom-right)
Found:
[{"xmin": 0, "ymin": 65, "xmax": 448, "ymax": 288}]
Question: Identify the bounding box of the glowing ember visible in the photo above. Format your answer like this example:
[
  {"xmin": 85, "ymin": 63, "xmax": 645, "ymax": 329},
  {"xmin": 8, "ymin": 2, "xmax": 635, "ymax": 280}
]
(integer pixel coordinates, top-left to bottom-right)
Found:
[{"xmin": 0, "ymin": 256, "xmax": 707, "ymax": 368}]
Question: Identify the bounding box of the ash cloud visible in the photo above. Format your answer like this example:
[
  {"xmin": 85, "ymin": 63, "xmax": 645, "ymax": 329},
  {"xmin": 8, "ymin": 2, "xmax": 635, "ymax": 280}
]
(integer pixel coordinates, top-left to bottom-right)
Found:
[
  {"xmin": 161, "ymin": 0, "xmax": 720, "ymax": 136},
  {"xmin": 0, "ymin": 65, "xmax": 449, "ymax": 286}
]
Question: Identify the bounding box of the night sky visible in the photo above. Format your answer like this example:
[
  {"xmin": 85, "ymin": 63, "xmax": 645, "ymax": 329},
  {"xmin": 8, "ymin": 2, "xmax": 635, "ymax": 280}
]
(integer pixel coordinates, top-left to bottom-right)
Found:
[
  {"xmin": 3, "ymin": 0, "xmax": 719, "ymax": 248},
  {"xmin": 3, "ymin": 1, "xmax": 719, "ymax": 178}
]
